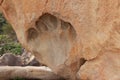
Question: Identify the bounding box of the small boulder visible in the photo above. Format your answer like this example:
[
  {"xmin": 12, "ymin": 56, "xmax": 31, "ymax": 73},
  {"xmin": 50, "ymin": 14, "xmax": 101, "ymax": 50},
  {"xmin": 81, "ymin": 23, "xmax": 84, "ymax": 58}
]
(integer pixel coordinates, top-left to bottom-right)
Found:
[{"xmin": 0, "ymin": 53, "xmax": 23, "ymax": 66}]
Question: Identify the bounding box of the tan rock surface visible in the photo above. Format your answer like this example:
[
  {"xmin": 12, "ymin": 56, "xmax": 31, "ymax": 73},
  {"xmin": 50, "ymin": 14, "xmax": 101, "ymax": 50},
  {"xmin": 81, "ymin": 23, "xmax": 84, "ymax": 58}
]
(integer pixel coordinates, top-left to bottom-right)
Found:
[
  {"xmin": 78, "ymin": 50, "xmax": 120, "ymax": 80},
  {"xmin": 0, "ymin": 0, "xmax": 120, "ymax": 80}
]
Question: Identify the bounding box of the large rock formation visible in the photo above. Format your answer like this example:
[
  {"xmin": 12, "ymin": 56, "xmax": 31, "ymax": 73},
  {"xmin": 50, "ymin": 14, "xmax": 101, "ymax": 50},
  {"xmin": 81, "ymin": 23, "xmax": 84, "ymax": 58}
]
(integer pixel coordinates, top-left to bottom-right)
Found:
[{"xmin": 0, "ymin": 0, "xmax": 120, "ymax": 80}]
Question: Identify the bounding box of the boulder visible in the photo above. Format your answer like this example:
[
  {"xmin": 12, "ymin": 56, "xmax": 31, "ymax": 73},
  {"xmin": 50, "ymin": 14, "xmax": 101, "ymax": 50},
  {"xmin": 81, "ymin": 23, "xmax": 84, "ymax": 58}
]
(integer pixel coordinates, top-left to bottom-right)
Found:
[
  {"xmin": 0, "ymin": 0, "xmax": 120, "ymax": 80},
  {"xmin": 0, "ymin": 53, "xmax": 23, "ymax": 66}
]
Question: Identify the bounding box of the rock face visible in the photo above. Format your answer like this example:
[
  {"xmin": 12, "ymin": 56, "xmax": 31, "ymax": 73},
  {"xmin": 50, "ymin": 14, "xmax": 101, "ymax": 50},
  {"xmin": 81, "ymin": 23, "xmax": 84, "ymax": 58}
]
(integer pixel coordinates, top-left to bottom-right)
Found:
[{"xmin": 0, "ymin": 0, "xmax": 120, "ymax": 80}]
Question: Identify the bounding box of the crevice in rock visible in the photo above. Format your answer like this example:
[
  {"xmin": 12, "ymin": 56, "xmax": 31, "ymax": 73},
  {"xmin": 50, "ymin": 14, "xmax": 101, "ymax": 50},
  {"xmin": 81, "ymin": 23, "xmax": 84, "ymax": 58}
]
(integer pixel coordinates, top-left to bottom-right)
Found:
[{"xmin": 79, "ymin": 58, "xmax": 87, "ymax": 67}]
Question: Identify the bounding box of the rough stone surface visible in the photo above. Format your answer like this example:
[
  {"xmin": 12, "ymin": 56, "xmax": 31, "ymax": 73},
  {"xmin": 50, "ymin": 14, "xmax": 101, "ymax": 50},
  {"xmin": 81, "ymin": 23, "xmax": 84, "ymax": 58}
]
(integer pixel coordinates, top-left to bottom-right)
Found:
[
  {"xmin": 0, "ymin": 53, "xmax": 23, "ymax": 66},
  {"xmin": 0, "ymin": 0, "xmax": 120, "ymax": 80}
]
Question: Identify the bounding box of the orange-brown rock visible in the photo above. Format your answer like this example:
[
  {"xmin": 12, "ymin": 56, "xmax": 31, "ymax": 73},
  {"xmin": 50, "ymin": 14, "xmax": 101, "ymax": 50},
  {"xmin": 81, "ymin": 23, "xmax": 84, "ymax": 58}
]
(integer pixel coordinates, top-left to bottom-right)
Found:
[{"xmin": 0, "ymin": 0, "xmax": 120, "ymax": 80}]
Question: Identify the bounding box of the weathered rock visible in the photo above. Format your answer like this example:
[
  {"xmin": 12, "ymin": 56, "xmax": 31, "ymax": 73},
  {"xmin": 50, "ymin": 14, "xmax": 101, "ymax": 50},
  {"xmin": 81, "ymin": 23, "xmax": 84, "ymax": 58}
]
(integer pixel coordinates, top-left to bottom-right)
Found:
[
  {"xmin": 0, "ymin": 53, "xmax": 23, "ymax": 66},
  {"xmin": 77, "ymin": 50, "xmax": 120, "ymax": 80},
  {"xmin": 0, "ymin": 0, "xmax": 120, "ymax": 80},
  {"xmin": 21, "ymin": 49, "xmax": 35, "ymax": 65},
  {"xmin": 21, "ymin": 49, "xmax": 43, "ymax": 66},
  {"xmin": 0, "ymin": 66, "xmax": 64, "ymax": 80}
]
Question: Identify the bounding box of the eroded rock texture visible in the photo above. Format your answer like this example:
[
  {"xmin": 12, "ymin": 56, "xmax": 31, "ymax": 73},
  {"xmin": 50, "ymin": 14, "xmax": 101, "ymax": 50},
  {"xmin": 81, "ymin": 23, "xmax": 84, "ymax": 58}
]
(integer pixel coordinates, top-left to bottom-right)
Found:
[{"xmin": 0, "ymin": 0, "xmax": 120, "ymax": 80}]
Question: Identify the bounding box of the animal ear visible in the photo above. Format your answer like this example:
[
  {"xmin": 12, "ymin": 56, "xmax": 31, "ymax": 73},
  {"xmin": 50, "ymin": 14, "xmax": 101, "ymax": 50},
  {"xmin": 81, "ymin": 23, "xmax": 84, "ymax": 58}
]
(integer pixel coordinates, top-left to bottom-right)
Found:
[{"xmin": 1, "ymin": 0, "xmax": 17, "ymax": 23}]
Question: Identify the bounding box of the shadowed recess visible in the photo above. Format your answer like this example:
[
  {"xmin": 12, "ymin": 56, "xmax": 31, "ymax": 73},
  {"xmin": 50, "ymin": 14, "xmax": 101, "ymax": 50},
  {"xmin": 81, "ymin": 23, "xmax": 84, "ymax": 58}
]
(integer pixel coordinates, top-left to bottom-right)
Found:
[{"xmin": 27, "ymin": 13, "xmax": 77, "ymax": 67}]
